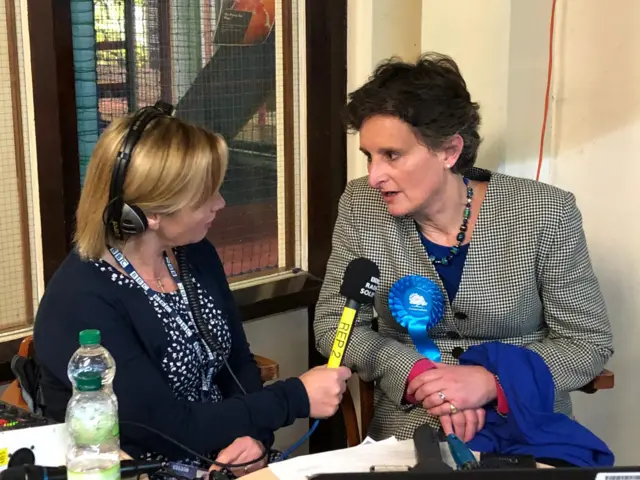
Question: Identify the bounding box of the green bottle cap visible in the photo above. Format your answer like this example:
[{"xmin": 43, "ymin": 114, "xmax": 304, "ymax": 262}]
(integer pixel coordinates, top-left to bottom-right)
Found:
[
  {"xmin": 75, "ymin": 372, "xmax": 103, "ymax": 392},
  {"xmin": 79, "ymin": 329, "xmax": 101, "ymax": 346}
]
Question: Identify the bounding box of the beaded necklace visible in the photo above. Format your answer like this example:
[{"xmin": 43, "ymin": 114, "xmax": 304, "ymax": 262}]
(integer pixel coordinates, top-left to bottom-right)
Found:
[{"xmin": 427, "ymin": 177, "xmax": 473, "ymax": 266}]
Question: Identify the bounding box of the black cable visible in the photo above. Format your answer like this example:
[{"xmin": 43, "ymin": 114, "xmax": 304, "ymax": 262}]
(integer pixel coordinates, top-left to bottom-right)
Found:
[
  {"xmin": 169, "ymin": 249, "xmax": 281, "ymax": 469},
  {"xmin": 174, "ymin": 247, "xmax": 247, "ymax": 395},
  {"xmin": 168, "ymin": 248, "xmax": 263, "ymax": 469},
  {"xmin": 121, "ymin": 421, "xmax": 267, "ymax": 469}
]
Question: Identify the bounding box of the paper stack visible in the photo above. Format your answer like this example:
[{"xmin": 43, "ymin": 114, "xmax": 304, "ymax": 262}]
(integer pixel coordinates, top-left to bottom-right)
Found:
[{"xmin": 268, "ymin": 437, "xmax": 417, "ymax": 480}]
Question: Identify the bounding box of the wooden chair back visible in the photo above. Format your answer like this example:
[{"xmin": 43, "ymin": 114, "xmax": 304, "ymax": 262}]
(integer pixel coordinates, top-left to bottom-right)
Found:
[
  {"xmin": 254, "ymin": 355, "xmax": 279, "ymax": 383},
  {"xmin": 0, "ymin": 336, "xmax": 33, "ymax": 410},
  {"xmin": 0, "ymin": 336, "xmax": 280, "ymax": 411}
]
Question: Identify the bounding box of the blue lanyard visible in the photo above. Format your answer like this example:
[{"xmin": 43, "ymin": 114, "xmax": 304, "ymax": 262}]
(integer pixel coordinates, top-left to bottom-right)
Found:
[{"xmin": 109, "ymin": 247, "xmax": 215, "ymax": 397}]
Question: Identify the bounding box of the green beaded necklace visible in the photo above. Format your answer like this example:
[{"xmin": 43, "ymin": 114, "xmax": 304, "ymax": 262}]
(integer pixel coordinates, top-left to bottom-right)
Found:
[{"xmin": 428, "ymin": 177, "xmax": 473, "ymax": 266}]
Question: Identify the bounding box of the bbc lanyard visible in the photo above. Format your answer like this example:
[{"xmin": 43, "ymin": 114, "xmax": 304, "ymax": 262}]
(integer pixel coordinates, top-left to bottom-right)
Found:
[{"xmin": 109, "ymin": 247, "xmax": 215, "ymax": 399}]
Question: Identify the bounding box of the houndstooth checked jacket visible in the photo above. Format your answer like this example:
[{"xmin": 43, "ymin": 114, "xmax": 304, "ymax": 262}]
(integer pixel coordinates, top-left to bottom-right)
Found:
[{"xmin": 314, "ymin": 167, "xmax": 614, "ymax": 442}]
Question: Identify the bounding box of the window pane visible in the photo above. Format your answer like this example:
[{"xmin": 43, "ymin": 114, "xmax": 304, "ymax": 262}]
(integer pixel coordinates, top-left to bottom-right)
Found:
[
  {"xmin": 0, "ymin": 0, "xmax": 39, "ymax": 335},
  {"xmin": 84, "ymin": 0, "xmax": 292, "ymax": 278}
]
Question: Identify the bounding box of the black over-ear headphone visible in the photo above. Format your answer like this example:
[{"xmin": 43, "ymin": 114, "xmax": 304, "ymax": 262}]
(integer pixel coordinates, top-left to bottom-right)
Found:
[{"xmin": 104, "ymin": 100, "xmax": 176, "ymax": 241}]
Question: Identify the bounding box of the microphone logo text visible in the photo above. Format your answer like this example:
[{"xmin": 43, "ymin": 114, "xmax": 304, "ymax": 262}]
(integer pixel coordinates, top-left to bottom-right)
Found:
[
  {"xmin": 331, "ymin": 320, "xmax": 352, "ymax": 358},
  {"xmin": 360, "ymin": 275, "xmax": 380, "ymax": 299}
]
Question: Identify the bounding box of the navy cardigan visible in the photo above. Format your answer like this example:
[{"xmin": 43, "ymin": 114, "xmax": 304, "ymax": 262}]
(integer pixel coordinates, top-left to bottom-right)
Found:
[{"xmin": 34, "ymin": 239, "xmax": 309, "ymax": 459}]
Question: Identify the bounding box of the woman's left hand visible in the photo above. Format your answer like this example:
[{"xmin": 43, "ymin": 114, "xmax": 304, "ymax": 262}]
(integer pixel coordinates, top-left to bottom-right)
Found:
[
  {"xmin": 211, "ymin": 436, "xmax": 268, "ymax": 477},
  {"xmin": 407, "ymin": 364, "xmax": 497, "ymax": 414}
]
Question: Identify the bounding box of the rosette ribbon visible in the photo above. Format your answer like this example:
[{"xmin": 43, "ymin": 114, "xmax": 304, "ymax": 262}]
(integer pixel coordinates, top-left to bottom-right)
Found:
[{"xmin": 388, "ymin": 275, "xmax": 445, "ymax": 362}]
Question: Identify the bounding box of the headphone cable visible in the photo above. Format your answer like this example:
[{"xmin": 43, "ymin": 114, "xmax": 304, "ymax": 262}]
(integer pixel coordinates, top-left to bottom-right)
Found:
[
  {"xmin": 175, "ymin": 247, "xmax": 247, "ymax": 396},
  {"xmin": 120, "ymin": 420, "xmax": 266, "ymax": 469},
  {"xmin": 174, "ymin": 247, "xmax": 316, "ymax": 459}
]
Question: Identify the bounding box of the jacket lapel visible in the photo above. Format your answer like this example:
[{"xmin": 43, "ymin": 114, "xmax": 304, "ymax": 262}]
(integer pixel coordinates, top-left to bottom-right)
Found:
[
  {"xmin": 394, "ymin": 168, "xmax": 500, "ymax": 338},
  {"xmin": 451, "ymin": 170, "xmax": 500, "ymax": 333},
  {"xmin": 392, "ymin": 215, "xmax": 457, "ymax": 334}
]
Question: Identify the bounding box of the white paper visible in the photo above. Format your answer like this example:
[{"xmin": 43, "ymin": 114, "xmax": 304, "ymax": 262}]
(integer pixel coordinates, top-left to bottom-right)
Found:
[
  {"xmin": 360, "ymin": 436, "xmax": 377, "ymax": 445},
  {"xmin": 268, "ymin": 438, "xmax": 416, "ymax": 480},
  {"xmin": 360, "ymin": 436, "xmax": 398, "ymax": 446}
]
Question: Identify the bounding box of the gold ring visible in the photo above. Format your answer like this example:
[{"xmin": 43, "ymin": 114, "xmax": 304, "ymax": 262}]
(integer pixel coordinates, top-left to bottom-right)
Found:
[
  {"xmin": 449, "ymin": 402, "xmax": 458, "ymax": 415},
  {"xmin": 437, "ymin": 391, "xmax": 446, "ymax": 401}
]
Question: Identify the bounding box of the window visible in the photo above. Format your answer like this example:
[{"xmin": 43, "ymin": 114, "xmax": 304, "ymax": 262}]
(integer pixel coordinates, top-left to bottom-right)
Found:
[
  {"xmin": 78, "ymin": 0, "xmax": 303, "ymax": 282},
  {"xmin": 0, "ymin": 0, "xmax": 346, "ymax": 368},
  {"xmin": 0, "ymin": 0, "xmax": 346, "ymax": 349},
  {"xmin": 0, "ymin": 0, "xmax": 41, "ymax": 338}
]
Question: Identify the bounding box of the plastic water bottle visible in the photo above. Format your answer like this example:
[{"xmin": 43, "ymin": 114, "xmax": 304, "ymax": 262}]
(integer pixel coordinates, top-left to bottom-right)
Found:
[
  {"xmin": 66, "ymin": 371, "xmax": 121, "ymax": 480},
  {"xmin": 68, "ymin": 329, "xmax": 117, "ymax": 406}
]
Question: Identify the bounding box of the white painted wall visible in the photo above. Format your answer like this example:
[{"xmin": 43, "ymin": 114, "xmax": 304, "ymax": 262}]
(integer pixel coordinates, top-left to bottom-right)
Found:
[
  {"xmin": 503, "ymin": 0, "xmax": 554, "ymax": 180},
  {"xmin": 346, "ymin": 0, "xmax": 422, "ymax": 180},
  {"xmin": 421, "ymin": 0, "xmax": 511, "ymax": 173},
  {"xmin": 547, "ymin": 0, "xmax": 640, "ymax": 466},
  {"xmin": 243, "ymin": 309, "xmax": 310, "ymax": 455}
]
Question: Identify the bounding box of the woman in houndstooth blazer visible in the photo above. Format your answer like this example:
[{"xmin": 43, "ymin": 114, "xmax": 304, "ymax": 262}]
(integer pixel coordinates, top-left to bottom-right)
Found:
[{"xmin": 313, "ymin": 53, "xmax": 614, "ymax": 444}]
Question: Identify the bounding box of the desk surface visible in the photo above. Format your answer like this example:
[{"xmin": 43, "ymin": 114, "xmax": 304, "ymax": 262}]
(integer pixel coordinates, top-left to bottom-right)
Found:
[
  {"xmin": 245, "ymin": 469, "xmax": 278, "ymax": 480},
  {"xmin": 242, "ymin": 445, "xmax": 552, "ymax": 479},
  {"xmin": 245, "ymin": 465, "xmax": 553, "ymax": 480}
]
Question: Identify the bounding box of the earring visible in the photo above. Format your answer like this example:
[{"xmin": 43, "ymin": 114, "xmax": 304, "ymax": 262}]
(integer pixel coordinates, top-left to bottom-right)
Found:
[{"xmin": 445, "ymin": 164, "xmax": 451, "ymax": 169}]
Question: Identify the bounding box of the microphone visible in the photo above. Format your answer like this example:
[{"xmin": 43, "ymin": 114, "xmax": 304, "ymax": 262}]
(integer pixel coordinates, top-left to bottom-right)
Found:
[
  {"xmin": 327, "ymin": 257, "xmax": 380, "ymax": 368},
  {"xmin": 0, "ymin": 459, "xmax": 166, "ymax": 480},
  {"xmin": 411, "ymin": 424, "xmax": 452, "ymax": 473},
  {"xmin": 7, "ymin": 448, "xmax": 35, "ymax": 468}
]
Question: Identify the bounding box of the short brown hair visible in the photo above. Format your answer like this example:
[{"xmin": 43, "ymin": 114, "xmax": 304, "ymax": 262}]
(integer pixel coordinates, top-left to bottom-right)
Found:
[
  {"xmin": 344, "ymin": 52, "xmax": 482, "ymax": 174},
  {"xmin": 74, "ymin": 114, "xmax": 228, "ymax": 260}
]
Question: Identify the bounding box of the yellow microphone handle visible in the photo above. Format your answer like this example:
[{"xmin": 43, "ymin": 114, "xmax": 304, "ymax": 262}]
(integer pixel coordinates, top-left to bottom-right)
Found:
[{"xmin": 327, "ymin": 306, "xmax": 358, "ymax": 368}]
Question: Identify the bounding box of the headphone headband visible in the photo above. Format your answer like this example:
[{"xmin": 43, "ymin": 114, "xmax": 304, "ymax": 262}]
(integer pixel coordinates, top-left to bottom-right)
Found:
[{"xmin": 104, "ymin": 101, "xmax": 176, "ymax": 241}]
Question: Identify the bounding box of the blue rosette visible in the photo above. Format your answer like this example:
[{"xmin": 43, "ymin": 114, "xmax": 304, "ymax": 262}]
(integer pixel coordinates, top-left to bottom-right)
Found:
[{"xmin": 388, "ymin": 275, "xmax": 445, "ymax": 362}]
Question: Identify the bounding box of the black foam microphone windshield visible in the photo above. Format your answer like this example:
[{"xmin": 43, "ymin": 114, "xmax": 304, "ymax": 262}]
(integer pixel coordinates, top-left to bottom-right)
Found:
[
  {"xmin": 327, "ymin": 257, "xmax": 380, "ymax": 368},
  {"xmin": 7, "ymin": 448, "xmax": 35, "ymax": 468}
]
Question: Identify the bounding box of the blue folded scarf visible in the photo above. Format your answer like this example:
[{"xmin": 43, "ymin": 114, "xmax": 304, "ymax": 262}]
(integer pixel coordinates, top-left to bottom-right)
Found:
[{"xmin": 460, "ymin": 342, "xmax": 614, "ymax": 467}]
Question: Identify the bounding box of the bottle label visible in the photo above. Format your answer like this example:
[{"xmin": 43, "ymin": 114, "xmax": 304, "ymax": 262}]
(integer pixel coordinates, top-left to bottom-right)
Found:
[
  {"xmin": 68, "ymin": 411, "xmax": 119, "ymax": 446},
  {"xmin": 68, "ymin": 464, "xmax": 120, "ymax": 480}
]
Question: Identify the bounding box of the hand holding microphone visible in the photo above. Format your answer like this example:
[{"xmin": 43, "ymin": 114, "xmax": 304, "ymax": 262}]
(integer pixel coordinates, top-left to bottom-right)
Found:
[
  {"xmin": 300, "ymin": 258, "xmax": 380, "ymax": 419},
  {"xmin": 327, "ymin": 257, "xmax": 380, "ymax": 368},
  {"xmin": 299, "ymin": 365, "xmax": 351, "ymax": 418}
]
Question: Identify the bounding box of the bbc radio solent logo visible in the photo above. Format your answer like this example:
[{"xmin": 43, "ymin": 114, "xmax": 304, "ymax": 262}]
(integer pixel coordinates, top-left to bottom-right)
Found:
[{"xmin": 360, "ymin": 276, "xmax": 379, "ymax": 299}]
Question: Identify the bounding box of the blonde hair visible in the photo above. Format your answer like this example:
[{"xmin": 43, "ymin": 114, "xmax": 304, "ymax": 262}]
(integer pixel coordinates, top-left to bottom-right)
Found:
[{"xmin": 74, "ymin": 114, "xmax": 228, "ymax": 260}]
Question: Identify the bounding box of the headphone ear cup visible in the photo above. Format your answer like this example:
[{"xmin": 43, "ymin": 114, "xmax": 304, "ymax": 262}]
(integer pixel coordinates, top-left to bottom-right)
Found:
[{"xmin": 120, "ymin": 203, "xmax": 148, "ymax": 235}]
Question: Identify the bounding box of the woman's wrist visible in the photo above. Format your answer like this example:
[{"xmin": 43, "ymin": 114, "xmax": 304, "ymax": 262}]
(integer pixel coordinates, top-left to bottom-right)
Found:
[
  {"xmin": 283, "ymin": 377, "xmax": 312, "ymax": 419},
  {"xmin": 404, "ymin": 358, "xmax": 437, "ymax": 404},
  {"xmin": 483, "ymin": 367, "xmax": 498, "ymax": 402}
]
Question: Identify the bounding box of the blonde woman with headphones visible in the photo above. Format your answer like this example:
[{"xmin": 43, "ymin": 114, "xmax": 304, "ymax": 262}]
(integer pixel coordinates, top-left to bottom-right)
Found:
[{"xmin": 34, "ymin": 103, "xmax": 350, "ymax": 477}]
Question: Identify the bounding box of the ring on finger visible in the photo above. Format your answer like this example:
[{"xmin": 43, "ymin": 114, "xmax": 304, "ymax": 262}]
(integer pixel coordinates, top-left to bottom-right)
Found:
[
  {"xmin": 449, "ymin": 402, "xmax": 458, "ymax": 415},
  {"xmin": 437, "ymin": 391, "xmax": 446, "ymax": 402}
]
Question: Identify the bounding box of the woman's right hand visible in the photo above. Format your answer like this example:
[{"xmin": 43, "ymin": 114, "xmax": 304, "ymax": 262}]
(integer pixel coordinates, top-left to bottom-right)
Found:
[
  {"xmin": 299, "ymin": 365, "xmax": 352, "ymax": 418},
  {"xmin": 439, "ymin": 408, "xmax": 486, "ymax": 443}
]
